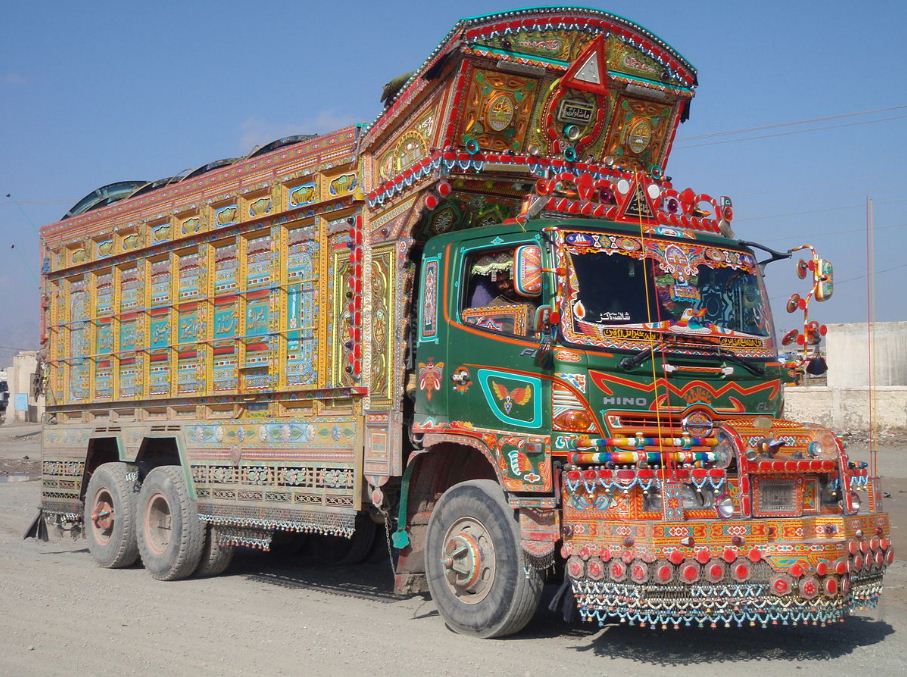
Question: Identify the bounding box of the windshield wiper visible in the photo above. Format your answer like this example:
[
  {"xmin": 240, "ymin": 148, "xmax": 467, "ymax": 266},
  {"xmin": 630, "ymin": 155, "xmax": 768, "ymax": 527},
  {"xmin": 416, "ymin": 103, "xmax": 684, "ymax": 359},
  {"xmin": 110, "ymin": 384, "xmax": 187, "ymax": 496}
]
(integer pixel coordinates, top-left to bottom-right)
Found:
[
  {"xmin": 619, "ymin": 339, "xmax": 765, "ymax": 376},
  {"xmin": 713, "ymin": 346, "xmax": 765, "ymax": 376},
  {"xmin": 619, "ymin": 342, "xmax": 665, "ymax": 371}
]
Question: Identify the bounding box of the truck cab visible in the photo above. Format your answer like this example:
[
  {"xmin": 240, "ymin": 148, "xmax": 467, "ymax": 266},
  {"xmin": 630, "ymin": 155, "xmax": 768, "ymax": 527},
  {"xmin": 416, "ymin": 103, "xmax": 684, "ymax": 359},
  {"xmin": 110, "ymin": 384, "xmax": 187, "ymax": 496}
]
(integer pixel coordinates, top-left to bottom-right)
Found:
[{"xmin": 406, "ymin": 217, "xmax": 888, "ymax": 632}]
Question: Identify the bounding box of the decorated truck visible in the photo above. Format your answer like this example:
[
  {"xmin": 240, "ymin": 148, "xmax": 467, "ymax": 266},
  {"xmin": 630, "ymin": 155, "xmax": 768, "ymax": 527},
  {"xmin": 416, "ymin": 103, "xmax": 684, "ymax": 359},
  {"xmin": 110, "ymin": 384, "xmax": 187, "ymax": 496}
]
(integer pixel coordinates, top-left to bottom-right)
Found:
[{"xmin": 35, "ymin": 7, "xmax": 890, "ymax": 637}]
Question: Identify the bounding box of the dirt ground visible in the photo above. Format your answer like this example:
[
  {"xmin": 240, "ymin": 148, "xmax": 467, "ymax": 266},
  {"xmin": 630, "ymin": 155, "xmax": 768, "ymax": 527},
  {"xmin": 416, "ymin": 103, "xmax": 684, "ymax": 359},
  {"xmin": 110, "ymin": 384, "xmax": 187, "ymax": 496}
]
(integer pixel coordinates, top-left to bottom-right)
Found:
[{"xmin": 1, "ymin": 422, "xmax": 905, "ymax": 676}]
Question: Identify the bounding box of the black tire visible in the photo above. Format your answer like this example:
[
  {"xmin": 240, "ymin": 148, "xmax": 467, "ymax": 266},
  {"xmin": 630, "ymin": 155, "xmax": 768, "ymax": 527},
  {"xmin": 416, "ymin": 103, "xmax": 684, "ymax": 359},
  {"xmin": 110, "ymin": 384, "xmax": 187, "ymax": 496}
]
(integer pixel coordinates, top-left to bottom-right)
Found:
[
  {"xmin": 424, "ymin": 479, "xmax": 543, "ymax": 638},
  {"xmin": 136, "ymin": 465, "xmax": 204, "ymax": 581},
  {"xmin": 193, "ymin": 525, "xmax": 234, "ymax": 578},
  {"xmin": 310, "ymin": 513, "xmax": 377, "ymax": 565},
  {"xmin": 83, "ymin": 462, "xmax": 140, "ymax": 568},
  {"xmin": 270, "ymin": 530, "xmax": 308, "ymax": 557}
]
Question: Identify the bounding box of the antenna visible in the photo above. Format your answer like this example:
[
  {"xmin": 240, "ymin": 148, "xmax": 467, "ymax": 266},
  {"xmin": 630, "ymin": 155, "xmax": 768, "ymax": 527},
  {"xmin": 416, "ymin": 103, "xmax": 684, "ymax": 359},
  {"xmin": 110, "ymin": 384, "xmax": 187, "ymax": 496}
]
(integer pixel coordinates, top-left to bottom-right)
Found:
[{"xmin": 866, "ymin": 196, "xmax": 877, "ymax": 479}]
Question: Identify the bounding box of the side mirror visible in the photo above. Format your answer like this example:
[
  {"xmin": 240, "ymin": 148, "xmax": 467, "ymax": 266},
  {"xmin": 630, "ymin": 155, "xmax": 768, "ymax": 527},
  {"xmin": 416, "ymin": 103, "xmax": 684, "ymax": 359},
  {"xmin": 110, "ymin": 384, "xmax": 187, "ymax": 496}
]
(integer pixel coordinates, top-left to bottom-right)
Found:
[
  {"xmin": 514, "ymin": 244, "xmax": 542, "ymax": 298},
  {"xmin": 534, "ymin": 304, "xmax": 561, "ymax": 333},
  {"xmin": 815, "ymin": 258, "xmax": 833, "ymax": 301},
  {"xmin": 533, "ymin": 304, "xmax": 558, "ymax": 369},
  {"xmin": 781, "ymin": 329, "xmax": 799, "ymax": 346}
]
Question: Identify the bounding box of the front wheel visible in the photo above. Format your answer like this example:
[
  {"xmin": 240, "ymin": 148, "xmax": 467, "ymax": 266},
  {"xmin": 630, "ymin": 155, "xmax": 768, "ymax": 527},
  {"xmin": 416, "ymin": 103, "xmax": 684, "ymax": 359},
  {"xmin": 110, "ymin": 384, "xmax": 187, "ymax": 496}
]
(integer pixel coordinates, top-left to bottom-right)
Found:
[{"xmin": 424, "ymin": 480, "xmax": 542, "ymax": 638}]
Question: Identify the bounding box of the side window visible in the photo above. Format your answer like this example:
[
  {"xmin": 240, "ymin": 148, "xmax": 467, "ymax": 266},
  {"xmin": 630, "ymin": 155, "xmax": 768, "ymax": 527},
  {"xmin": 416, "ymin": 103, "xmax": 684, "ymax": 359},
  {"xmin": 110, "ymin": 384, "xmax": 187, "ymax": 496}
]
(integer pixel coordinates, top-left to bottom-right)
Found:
[{"xmin": 460, "ymin": 247, "xmax": 540, "ymax": 337}]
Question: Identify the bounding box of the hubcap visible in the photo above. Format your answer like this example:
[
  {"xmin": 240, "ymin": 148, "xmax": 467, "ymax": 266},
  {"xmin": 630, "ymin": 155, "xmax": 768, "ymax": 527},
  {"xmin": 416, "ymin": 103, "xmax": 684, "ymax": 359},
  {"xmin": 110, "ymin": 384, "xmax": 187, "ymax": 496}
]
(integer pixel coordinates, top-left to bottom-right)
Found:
[
  {"xmin": 144, "ymin": 493, "xmax": 173, "ymax": 555},
  {"xmin": 91, "ymin": 489, "xmax": 115, "ymax": 544},
  {"xmin": 441, "ymin": 517, "xmax": 496, "ymax": 604}
]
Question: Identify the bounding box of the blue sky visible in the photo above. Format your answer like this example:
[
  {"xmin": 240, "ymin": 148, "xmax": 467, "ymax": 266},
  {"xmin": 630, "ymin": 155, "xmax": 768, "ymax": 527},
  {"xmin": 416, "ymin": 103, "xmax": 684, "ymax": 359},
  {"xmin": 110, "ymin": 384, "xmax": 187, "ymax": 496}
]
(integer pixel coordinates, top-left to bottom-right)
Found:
[{"xmin": 1, "ymin": 0, "xmax": 905, "ymax": 363}]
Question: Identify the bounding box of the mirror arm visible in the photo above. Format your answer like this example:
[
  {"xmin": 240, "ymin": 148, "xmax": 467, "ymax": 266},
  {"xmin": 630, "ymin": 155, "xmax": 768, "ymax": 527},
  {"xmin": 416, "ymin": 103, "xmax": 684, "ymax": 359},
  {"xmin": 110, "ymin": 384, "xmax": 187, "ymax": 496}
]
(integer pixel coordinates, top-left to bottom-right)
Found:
[
  {"xmin": 738, "ymin": 239, "xmax": 792, "ymax": 269},
  {"xmin": 534, "ymin": 304, "xmax": 550, "ymax": 332}
]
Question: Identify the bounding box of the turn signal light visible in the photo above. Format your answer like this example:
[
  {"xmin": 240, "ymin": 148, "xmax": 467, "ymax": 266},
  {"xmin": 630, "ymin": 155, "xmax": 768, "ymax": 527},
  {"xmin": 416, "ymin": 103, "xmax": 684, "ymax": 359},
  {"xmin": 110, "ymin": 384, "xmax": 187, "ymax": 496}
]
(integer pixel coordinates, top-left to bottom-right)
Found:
[{"xmin": 553, "ymin": 409, "xmax": 595, "ymax": 432}]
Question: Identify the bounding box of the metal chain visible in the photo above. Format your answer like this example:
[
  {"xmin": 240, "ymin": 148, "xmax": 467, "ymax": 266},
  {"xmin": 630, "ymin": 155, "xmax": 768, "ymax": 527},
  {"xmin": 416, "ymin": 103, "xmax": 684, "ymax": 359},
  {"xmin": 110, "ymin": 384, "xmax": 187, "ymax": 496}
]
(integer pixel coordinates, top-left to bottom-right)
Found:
[{"xmin": 382, "ymin": 510, "xmax": 397, "ymax": 580}]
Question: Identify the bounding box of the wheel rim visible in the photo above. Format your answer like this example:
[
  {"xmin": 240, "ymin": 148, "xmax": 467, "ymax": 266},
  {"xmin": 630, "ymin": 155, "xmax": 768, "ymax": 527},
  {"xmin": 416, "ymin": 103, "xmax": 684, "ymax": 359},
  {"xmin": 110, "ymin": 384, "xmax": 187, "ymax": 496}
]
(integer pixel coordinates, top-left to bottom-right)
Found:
[
  {"xmin": 441, "ymin": 516, "xmax": 496, "ymax": 604},
  {"xmin": 90, "ymin": 488, "xmax": 115, "ymax": 545},
  {"xmin": 144, "ymin": 492, "xmax": 172, "ymax": 556}
]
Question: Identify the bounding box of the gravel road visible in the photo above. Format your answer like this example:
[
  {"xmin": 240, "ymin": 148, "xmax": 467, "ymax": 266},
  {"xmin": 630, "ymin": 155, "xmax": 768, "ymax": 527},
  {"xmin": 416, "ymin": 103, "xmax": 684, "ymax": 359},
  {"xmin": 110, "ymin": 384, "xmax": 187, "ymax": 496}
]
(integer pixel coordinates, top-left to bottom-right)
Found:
[{"xmin": 1, "ymin": 423, "xmax": 905, "ymax": 676}]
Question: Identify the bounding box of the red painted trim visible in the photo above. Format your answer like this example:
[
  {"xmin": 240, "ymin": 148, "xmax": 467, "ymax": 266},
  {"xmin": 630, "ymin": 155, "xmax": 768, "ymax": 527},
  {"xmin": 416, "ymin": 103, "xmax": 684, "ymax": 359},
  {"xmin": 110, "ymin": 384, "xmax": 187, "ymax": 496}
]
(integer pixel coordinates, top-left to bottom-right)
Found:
[
  {"xmin": 461, "ymin": 17, "xmax": 695, "ymax": 86},
  {"xmin": 590, "ymin": 370, "xmax": 781, "ymax": 401},
  {"xmin": 561, "ymin": 35, "xmax": 609, "ymax": 96}
]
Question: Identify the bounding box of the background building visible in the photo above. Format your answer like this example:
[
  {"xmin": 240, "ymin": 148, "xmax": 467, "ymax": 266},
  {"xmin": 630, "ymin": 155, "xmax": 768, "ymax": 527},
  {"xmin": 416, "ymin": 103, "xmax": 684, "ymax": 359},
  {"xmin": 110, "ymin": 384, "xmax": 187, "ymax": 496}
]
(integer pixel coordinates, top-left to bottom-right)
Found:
[
  {"xmin": 785, "ymin": 321, "xmax": 907, "ymax": 432},
  {"xmin": 1, "ymin": 351, "xmax": 44, "ymax": 424}
]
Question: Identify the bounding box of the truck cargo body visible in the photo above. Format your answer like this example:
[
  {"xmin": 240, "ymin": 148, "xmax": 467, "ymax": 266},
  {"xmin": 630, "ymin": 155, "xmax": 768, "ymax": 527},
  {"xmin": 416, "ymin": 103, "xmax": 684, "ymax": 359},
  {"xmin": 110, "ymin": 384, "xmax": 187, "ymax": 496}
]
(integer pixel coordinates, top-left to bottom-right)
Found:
[{"xmin": 40, "ymin": 129, "xmax": 371, "ymax": 543}]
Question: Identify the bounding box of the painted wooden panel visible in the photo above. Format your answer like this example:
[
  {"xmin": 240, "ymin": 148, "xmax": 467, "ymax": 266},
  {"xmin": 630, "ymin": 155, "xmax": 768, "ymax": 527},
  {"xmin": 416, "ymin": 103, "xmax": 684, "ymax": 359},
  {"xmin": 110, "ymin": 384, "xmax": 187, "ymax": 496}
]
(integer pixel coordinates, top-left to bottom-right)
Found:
[{"xmin": 44, "ymin": 209, "xmax": 360, "ymax": 405}]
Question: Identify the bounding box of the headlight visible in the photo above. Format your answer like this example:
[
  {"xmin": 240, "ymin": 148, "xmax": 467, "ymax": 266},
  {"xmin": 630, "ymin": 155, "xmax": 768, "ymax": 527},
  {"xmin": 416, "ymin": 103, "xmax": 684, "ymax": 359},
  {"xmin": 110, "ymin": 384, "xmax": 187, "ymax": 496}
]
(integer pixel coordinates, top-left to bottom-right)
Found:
[
  {"xmin": 820, "ymin": 477, "xmax": 840, "ymax": 505},
  {"xmin": 803, "ymin": 426, "xmax": 840, "ymax": 458},
  {"xmin": 680, "ymin": 484, "xmax": 713, "ymax": 510},
  {"xmin": 643, "ymin": 488, "xmax": 662, "ymax": 513},
  {"xmin": 711, "ymin": 431, "xmax": 735, "ymax": 469},
  {"xmin": 716, "ymin": 493, "xmax": 735, "ymax": 519}
]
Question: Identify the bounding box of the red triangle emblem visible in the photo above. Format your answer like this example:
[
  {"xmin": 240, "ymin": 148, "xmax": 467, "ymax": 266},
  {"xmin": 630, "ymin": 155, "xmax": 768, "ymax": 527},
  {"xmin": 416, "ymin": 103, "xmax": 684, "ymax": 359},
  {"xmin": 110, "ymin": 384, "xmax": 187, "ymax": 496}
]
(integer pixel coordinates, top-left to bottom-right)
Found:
[{"xmin": 562, "ymin": 35, "xmax": 609, "ymax": 96}]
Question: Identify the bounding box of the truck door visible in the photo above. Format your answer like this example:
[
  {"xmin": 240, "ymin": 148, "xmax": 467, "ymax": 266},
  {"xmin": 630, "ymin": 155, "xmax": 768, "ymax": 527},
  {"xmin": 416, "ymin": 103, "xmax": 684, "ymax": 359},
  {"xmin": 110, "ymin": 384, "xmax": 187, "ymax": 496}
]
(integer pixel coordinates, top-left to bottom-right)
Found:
[{"xmin": 414, "ymin": 232, "xmax": 553, "ymax": 493}]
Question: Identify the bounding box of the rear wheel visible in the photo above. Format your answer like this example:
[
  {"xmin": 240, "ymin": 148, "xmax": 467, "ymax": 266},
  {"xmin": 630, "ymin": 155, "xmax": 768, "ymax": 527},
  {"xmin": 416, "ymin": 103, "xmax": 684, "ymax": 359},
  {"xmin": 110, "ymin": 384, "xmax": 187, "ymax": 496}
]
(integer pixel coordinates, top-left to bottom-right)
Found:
[
  {"xmin": 424, "ymin": 480, "xmax": 542, "ymax": 638},
  {"xmin": 83, "ymin": 462, "xmax": 140, "ymax": 568},
  {"xmin": 193, "ymin": 525, "xmax": 234, "ymax": 578},
  {"xmin": 309, "ymin": 513, "xmax": 377, "ymax": 565},
  {"xmin": 136, "ymin": 466, "xmax": 204, "ymax": 581},
  {"xmin": 270, "ymin": 531, "xmax": 307, "ymax": 557}
]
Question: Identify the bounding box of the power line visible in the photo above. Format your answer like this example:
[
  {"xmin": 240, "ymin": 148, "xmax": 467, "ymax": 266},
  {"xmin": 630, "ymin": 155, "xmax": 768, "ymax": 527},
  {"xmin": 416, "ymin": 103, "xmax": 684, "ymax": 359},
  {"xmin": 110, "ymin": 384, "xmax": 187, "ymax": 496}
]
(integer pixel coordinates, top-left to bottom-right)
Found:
[
  {"xmin": 769, "ymin": 262, "xmax": 907, "ymax": 300},
  {"xmin": 676, "ymin": 114, "xmax": 907, "ymax": 149},
  {"xmin": 3, "ymin": 194, "xmax": 37, "ymax": 228},
  {"xmin": 826, "ymin": 262, "xmax": 907, "ymax": 287},
  {"xmin": 681, "ymin": 104, "xmax": 907, "ymax": 141},
  {"xmin": 0, "ymin": 200, "xmax": 72, "ymax": 207},
  {"xmin": 732, "ymin": 197, "xmax": 907, "ymax": 224},
  {"xmin": 735, "ymin": 203, "xmax": 865, "ymax": 224},
  {"xmin": 758, "ymin": 222, "xmax": 906, "ymax": 245}
]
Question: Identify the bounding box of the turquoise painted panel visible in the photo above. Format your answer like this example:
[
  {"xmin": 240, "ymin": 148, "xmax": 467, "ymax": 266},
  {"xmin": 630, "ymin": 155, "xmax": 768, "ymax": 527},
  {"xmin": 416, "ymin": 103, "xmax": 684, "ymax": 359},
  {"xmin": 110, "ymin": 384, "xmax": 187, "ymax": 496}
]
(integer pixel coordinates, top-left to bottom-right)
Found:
[
  {"xmin": 213, "ymin": 305, "xmax": 238, "ymax": 339},
  {"xmin": 149, "ymin": 317, "xmax": 169, "ymax": 350},
  {"xmin": 245, "ymin": 299, "xmax": 269, "ymax": 337},
  {"xmin": 476, "ymin": 368, "xmax": 543, "ymax": 429}
]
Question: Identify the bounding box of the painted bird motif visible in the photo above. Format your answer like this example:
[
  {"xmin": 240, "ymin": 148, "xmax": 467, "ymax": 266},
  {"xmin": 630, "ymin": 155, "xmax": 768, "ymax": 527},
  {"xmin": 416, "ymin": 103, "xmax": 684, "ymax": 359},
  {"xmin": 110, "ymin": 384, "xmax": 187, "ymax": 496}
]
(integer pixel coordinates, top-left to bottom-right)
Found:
[
  {"xmin": 418, "ymin": 360, "xmax": 444, "ymax": 401},
  {"xmin": 491, "ymin": 381, "xmax": 532, "ymax": 414}
]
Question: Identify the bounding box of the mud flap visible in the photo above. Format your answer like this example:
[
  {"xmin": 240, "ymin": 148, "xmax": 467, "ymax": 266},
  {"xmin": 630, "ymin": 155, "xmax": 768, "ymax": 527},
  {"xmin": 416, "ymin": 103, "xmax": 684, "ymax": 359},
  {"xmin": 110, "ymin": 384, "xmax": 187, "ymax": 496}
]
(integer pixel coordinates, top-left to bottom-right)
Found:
[
  {"xmin": 547, "ymin": 574, "xmax": 577, "ymax": 623},
  {"xmin": 23, "ymin": 508, "xmax": 49, "ymax": 542},
  {"xmin": 519, "ymin": 507, "xmax": 559, "ymax": 570}
]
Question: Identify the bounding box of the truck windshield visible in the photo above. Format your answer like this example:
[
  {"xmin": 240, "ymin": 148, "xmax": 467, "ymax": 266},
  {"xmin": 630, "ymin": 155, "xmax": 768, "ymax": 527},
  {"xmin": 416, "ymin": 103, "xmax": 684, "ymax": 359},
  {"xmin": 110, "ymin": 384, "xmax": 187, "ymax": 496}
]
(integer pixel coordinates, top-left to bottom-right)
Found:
[{"xmin": 558, "ymin": 230, "xmax": 776, "ymax": 354}]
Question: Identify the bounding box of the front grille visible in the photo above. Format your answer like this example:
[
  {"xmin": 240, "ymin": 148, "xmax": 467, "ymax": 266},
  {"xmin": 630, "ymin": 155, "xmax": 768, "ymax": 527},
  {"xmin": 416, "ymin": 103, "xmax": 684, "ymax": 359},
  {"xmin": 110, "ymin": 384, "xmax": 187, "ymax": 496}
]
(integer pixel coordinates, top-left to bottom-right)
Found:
[
  {"xmin": 604, "ymin": 410, "xmax": 686, "ymax": 436},
  {"xmin": 753, "ymin": 477, "xmax": 801, "ymax": 517}
]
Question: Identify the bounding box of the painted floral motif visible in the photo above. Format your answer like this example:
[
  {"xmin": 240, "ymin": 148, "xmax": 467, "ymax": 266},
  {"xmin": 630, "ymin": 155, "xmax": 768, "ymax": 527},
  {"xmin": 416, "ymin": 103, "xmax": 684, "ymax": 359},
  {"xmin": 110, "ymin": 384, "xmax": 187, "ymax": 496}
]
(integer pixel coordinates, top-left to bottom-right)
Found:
[
  {"xmin": 244, "ymin": 467, "xmax": 271, "ymax": 485},
  {"xmin": 421, "ymin": 259, "xmax": 439, "ymax": 339},
  {"xmin": 209, "ymin": 466, "xmax": 235, "ymax": 483},
  {"xmin": 451, "ymin": 366, "xmax": 472, "ymax": 393},
  {"xmin": 281, "ymin": 468, "xmax": 310, "ymax": 486},
  {"xmin": 322, "ymin": 468, "xmax": 354, "ymax": 488}
]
